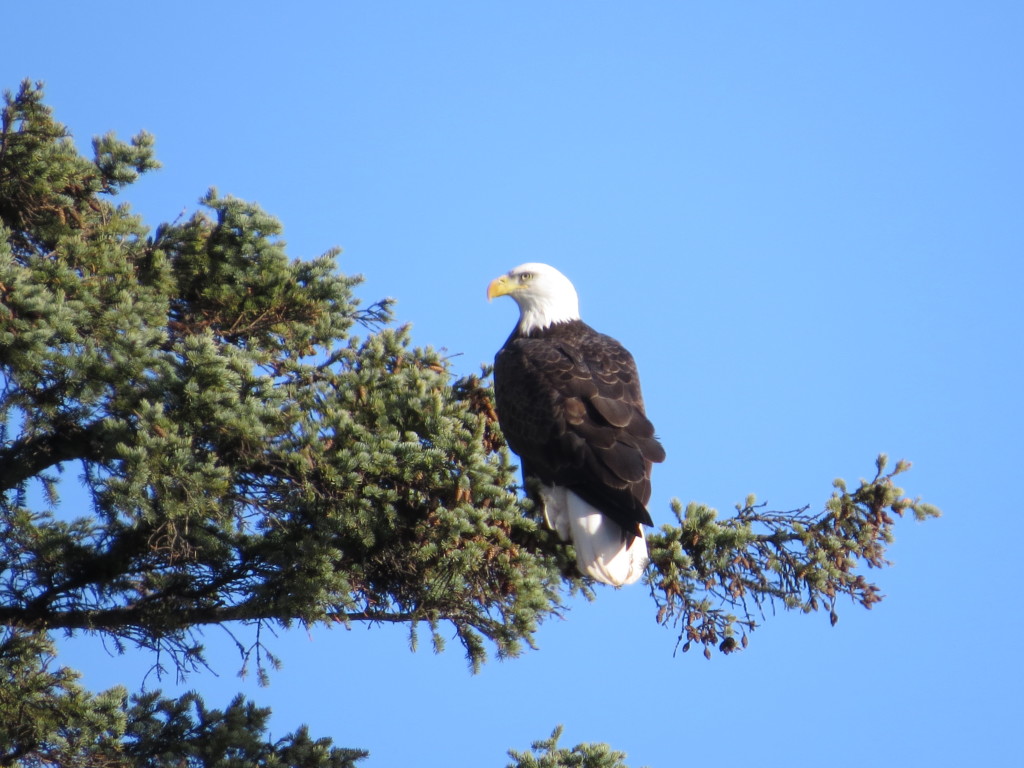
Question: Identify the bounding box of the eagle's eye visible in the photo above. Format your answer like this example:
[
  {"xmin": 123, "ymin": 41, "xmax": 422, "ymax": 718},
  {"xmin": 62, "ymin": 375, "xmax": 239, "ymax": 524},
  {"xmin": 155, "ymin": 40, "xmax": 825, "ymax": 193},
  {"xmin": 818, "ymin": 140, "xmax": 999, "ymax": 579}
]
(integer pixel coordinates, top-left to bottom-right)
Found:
[{"xmin": 517, "ymin": 272, "xmax": 534, "ymax": 282}]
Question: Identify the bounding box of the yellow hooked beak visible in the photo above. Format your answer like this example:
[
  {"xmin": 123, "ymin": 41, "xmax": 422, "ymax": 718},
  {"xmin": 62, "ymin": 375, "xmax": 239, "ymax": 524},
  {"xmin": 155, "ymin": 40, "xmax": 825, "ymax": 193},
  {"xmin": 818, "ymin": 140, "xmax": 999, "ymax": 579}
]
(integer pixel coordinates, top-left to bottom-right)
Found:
[{"xmin": 486, "ymin": 274, "xmax": 516, "ymax": 301}]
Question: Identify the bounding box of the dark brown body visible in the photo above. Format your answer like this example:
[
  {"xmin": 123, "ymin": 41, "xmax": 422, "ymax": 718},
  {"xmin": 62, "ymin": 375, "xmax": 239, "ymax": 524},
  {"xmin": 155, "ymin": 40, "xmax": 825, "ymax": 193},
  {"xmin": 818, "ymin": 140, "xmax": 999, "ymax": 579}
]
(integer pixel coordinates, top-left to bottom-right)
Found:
[{"xmin": 493, "ymin": 319, "xmax": 665, "ymax": 537}]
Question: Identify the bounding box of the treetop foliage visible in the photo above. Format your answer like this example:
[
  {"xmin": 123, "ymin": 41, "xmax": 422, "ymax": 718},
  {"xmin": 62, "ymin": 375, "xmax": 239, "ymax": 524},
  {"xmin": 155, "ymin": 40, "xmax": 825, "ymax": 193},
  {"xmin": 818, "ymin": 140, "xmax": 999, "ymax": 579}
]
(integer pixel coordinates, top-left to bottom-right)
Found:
[
  {"xmin": 0, "ymin": 80, "xmax": 939, "ymax": 766},
  {"xmin": 506, "ymin": 727, "xmax": 631, "ymax": 768},
  {"xmin": 0, "ymin": 81, "xmax": 566, "ymax": 680}
]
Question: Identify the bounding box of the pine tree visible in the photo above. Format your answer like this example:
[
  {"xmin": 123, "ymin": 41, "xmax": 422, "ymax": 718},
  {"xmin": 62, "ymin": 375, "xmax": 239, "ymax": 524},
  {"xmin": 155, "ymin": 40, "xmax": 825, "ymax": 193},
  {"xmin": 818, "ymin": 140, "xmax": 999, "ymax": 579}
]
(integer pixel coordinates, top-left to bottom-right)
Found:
[{"xmin": 0, "ymin": 81, "xmax": 939, "ymax": 766}]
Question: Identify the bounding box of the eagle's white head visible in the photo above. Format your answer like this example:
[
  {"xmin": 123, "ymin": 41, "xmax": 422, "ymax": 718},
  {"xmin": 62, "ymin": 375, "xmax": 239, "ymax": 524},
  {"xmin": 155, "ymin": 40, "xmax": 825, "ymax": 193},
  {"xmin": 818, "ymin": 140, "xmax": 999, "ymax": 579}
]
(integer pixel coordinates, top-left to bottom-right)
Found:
[{"xmin": 487, "ymin": 262, "xmax": 581, "ymax": 333}]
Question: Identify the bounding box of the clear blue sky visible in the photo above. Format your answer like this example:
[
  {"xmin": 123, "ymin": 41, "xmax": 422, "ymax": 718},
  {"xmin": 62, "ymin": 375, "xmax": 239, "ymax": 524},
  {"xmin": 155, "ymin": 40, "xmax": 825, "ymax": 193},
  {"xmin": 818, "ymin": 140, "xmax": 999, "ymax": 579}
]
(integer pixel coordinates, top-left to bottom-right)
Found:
[{"xmin": 5, "ymin": 2, "xmax": 1023, "ymax": 765}]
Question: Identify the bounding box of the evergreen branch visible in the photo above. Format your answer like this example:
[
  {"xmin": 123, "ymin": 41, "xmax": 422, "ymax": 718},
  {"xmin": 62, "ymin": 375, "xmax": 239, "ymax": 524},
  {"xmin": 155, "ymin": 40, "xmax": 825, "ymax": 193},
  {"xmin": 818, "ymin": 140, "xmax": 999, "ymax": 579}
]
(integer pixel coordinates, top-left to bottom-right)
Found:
[
  {"xmin": 507, "ymin": 726, "xmax": 631, "ymax": 768},
  {"xmin": 0, "ymin": 424, "xmax": 104, "ymax": 493},
  {"xmin": 0, "ymin": 628, "xmax": 368, "ymax": 767},
  {"xmin": 646, "ymin": 454, "xmax": 941, "ymax": 657},
  {"xmin": 0, "ymin": 603, "xmax": 421, "ymax": 634}
]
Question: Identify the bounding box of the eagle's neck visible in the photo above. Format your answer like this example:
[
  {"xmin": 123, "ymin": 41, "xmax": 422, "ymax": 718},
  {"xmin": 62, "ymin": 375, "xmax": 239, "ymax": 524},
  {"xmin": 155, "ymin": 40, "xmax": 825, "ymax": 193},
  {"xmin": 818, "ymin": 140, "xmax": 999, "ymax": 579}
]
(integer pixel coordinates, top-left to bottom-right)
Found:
[{"xmin": 516, "ymin": 293, "xmax": 580, "ymax": 334}]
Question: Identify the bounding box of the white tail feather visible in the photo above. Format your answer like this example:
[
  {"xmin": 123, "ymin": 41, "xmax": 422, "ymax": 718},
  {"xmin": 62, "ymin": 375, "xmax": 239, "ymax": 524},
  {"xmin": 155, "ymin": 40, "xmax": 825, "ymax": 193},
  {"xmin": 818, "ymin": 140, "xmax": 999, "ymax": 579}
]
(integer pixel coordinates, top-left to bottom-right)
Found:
[{"xmin": 540, "ymin": 484, "xmax": 648, "ymax": 586}]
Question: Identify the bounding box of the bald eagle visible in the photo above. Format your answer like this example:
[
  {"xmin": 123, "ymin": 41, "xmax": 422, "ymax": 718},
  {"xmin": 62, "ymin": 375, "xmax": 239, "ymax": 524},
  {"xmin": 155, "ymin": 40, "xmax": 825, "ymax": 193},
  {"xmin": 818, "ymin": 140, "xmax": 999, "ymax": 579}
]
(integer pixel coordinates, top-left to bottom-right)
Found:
[{"xmin": 487, "ymin": 263, "xmax": 665, "ymax": 586}]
